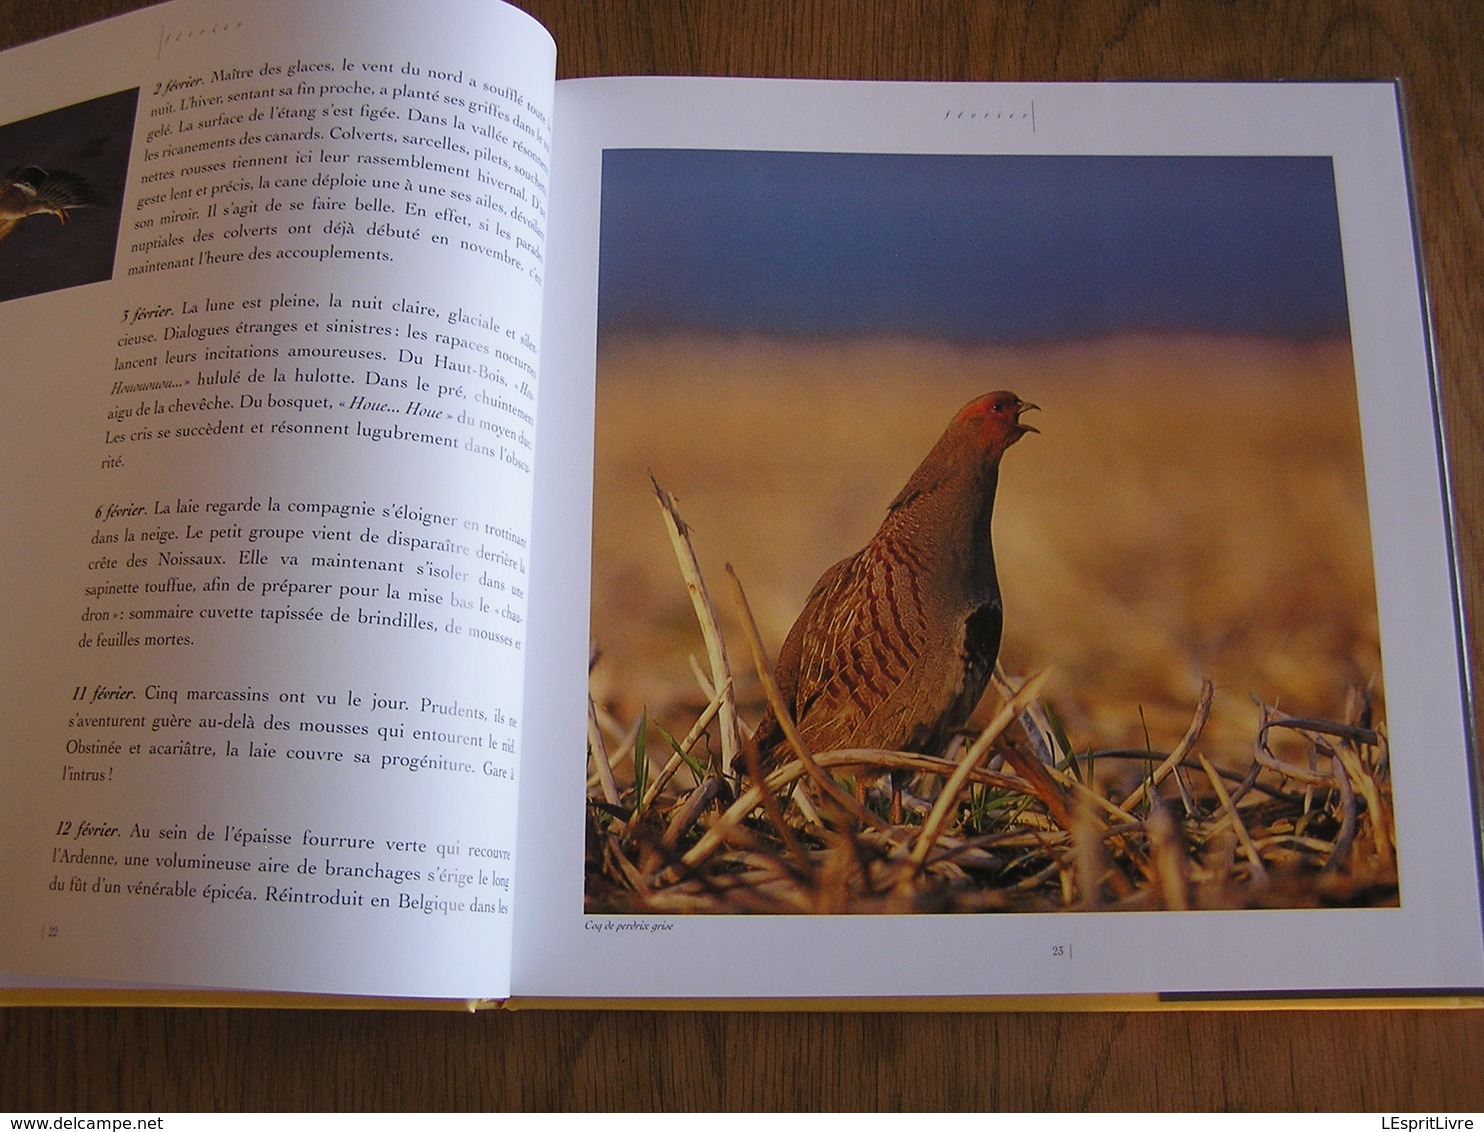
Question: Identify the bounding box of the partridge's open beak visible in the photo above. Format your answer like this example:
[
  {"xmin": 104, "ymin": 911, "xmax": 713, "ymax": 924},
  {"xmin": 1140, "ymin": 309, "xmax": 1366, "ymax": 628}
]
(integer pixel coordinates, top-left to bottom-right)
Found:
[{"xmin": 1016, "ymin": 400, "xmax": 1040, "ymax": 435}]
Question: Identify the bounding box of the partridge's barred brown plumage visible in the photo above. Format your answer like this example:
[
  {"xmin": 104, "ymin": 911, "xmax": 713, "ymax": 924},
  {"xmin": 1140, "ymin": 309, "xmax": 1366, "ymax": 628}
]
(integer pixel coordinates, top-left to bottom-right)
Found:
[{"xmin": 751, "ymin": 391, "xmax": 1037, "ymax": 786}]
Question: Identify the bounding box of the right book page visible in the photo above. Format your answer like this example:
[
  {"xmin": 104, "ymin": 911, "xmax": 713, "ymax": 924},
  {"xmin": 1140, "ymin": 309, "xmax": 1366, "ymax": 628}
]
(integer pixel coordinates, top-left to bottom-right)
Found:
[{"xmin": 514, "ymin": 78, "xmax": 1483, "ymax": 1003}]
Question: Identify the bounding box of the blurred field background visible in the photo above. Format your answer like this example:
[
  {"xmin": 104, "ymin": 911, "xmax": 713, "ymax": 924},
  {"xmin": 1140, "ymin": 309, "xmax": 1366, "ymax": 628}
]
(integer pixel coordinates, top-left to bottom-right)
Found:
[{"xmin": 589, "ymin": 329, "xmax": 1379, "ymax": 783}]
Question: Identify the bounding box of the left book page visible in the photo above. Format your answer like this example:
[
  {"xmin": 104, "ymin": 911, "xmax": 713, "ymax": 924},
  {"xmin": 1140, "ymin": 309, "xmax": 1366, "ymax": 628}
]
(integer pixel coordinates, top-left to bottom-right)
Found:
[{"xmin": 0, "ymin": 0, "xmax": 555, "ymax": 1000}]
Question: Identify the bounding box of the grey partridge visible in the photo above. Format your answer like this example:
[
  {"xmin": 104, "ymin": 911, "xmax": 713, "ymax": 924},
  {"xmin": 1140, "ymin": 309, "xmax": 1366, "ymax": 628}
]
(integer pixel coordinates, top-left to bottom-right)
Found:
[
  {"xmin": 751, "ymin": 391, "xmax": 1037, "ymax": 805},
  {"xmin": 0, "ymin": 166, "xmax": 97, "ymax": 241}
]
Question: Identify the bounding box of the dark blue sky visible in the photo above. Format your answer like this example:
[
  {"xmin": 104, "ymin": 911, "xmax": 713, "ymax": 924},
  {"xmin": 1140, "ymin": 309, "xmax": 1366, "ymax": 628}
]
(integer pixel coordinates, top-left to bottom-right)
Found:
[{"xmin": 597, "ymin": 149, "xmax": 1350, "ymax": 343}]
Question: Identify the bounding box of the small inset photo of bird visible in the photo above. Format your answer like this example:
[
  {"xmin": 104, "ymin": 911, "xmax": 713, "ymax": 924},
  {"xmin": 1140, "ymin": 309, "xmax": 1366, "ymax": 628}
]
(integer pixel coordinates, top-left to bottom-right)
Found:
[
  {"xmin": 0, "ymin": 87, "xmax": 137, "ymax": 303},
  {"xmin": 586, "ymin": 149, "xmax": 1393, "ymax": 915}
]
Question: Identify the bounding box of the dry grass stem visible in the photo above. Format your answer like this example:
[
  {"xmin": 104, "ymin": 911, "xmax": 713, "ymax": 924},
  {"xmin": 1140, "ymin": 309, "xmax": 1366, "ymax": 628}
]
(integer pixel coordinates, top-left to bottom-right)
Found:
[
  {"xmin": 587, "ymin": 694, "xmax": 620, "ymax": 807},
  {"xmin": 909, "ymin": 669, "xmax": 1051, "ymax": 868},
  {"xmin": 1199, "ymin": 753, "xmax": 1268, "ymax": 885},
  {"xmin": 1051, "ymin": 764, "xmax": 1140, "ymax": 827},
  {"xmin": 662, "ymin": 775, "xmax": 729, "ymax": 850},
  {"xmin": 1339, "ymin": 741, "xmax": 1393, "ymax": 869},
  {"xmin": 1120, "ymin": 679, "xmax": 1214, "ymax": 813},
  {"xmin": 623, "ymin": 682, "xmax": 729, "ymax": 837},
  {"xmin": 1073, "ymin": 803, "xmax": 1111, "ymax": 909},
  {"xmin": 653, "ymin": 476, "xmax": 741, "ymax": 775},
  {"xmin": 994, "ymin": 664, "xmax": 1059, "ymax": 765},
  {"xmin": 1145, "ymin": 804, "xmax": 1191, "ymax": 911},
  {"xmin": 1324, "ymin": 747, "xmax": 1358, "ymax": 874}
]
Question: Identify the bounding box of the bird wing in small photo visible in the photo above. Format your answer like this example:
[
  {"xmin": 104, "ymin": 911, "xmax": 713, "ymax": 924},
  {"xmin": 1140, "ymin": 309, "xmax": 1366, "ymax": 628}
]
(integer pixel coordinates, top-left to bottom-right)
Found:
[{"xmin": 0, "ymin": 165, "xmax": 100, "ymax": 242}]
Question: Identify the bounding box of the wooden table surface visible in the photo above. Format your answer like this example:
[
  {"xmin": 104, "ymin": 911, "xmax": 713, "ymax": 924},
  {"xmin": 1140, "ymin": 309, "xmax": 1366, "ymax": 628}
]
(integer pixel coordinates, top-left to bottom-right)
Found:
[{"xmin": 3, "ymin": 0, "xmax": 1482, "ymax": 1112}]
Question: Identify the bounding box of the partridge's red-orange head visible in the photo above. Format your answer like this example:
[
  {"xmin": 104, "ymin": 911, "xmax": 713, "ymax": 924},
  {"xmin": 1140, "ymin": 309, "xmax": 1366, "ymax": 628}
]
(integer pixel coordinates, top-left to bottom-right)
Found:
[{"xmin": 952, "ymin": 390, "xmax": 1039, "ymax": 457}]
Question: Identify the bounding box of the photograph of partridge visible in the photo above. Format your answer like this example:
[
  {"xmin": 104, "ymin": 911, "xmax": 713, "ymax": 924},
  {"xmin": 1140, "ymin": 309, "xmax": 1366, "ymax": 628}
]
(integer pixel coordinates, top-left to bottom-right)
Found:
[
  {"xmin": 586, "ymin": 145, "xmax": 1392, "ymax": 913},
  {"xmin": 750, "ymin": 391, "xmax": 1037, "ymax": 815}
]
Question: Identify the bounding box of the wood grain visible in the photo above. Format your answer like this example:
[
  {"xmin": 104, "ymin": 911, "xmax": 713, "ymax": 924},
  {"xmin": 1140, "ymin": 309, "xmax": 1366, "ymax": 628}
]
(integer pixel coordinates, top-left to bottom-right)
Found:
[{"xmin": 2, "ymin": 0, "xmax": 1482, "ymax": 1112}]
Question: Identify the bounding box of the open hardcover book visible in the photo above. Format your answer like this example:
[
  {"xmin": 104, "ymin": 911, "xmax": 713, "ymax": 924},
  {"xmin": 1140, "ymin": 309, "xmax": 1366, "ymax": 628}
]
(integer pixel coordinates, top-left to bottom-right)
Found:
[{"xmin": 2, "ymin": 0, "xmax": 1481, "ymax": 1009}]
